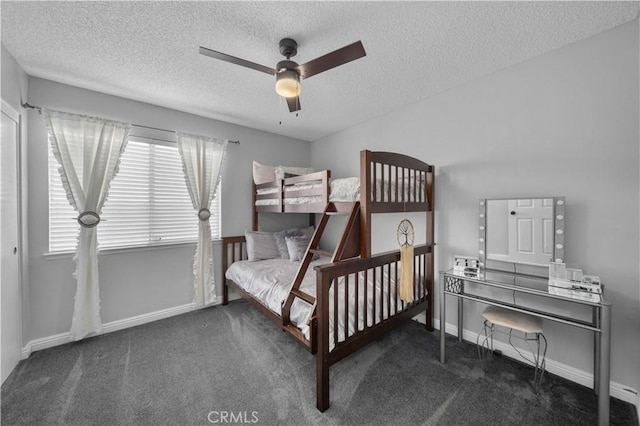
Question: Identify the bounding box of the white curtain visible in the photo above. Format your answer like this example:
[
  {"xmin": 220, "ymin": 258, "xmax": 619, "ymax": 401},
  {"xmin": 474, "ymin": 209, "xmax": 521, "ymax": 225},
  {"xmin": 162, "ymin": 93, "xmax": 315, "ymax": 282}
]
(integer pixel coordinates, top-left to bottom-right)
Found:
[
  {"xmin": 44, "ymin": 109, "xmax": 130, "ymax": 340},
  {"xmin": 177, "ymin": 132, "xmax": 227, "ymax": 306}
]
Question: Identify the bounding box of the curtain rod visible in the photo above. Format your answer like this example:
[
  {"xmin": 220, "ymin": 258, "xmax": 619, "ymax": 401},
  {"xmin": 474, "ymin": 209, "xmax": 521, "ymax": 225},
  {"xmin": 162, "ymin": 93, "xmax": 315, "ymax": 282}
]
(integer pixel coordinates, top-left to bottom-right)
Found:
[{"xmin": 22, "ymin": 102, "xmax": 240, "ymax": 145}]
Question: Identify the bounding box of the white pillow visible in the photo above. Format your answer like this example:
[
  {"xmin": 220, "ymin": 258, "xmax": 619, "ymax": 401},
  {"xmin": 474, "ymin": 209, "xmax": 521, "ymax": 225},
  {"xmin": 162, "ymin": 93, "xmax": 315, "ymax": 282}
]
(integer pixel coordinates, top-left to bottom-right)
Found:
[
  {"xmin": 253, "ymin": 161, "xmax": 276, "ymax": 185},
  {"xmin": 245, "ymin": 230, "xmax": 280, "ymax": 261},
  {"xmin": 275, "ymin": 165, "xmax": 315, "ymax": 180}
]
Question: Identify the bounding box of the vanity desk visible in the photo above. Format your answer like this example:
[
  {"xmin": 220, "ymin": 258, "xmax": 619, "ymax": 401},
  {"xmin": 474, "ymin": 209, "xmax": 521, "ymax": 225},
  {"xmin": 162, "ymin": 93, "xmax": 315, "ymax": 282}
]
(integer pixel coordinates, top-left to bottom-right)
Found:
[
  {"xmin": 439, "ymin": 269, "xmax": 612, "ymax": 425},
  {"xmin": 440, "ymin": 197, "xmax": 612, "ymax": 425}
]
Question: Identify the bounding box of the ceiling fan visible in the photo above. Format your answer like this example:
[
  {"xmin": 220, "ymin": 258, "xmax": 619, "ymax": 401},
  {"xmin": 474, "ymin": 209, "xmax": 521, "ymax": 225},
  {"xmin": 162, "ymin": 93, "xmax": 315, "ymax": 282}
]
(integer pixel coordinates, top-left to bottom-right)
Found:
[{"xmin": 199, "ymin": 38, "xmax": 366, "ymax": 113}]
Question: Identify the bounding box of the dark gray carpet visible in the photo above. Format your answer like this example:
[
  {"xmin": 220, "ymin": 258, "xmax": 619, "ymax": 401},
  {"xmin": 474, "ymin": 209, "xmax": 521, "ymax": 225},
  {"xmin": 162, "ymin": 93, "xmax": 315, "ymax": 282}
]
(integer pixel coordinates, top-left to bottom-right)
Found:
[{"xmin": 2, "ymin": 300, "xmax": 637, "ymax": 425}]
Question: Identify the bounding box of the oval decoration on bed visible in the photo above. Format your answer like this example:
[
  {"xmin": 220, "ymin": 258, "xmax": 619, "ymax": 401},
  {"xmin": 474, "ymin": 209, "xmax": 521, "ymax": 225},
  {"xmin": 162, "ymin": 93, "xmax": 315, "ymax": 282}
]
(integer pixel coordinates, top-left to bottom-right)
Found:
[{"xmin": 397, "ymin": 218, "xmax": 415, "ymax": 303}]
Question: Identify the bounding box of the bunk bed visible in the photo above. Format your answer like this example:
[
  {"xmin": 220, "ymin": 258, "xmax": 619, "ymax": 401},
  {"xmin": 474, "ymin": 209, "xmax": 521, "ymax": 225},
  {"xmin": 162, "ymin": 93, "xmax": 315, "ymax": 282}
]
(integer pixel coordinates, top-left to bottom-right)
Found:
[{"xmin": 222, "ymin": 150, "xmax": 435, "ymax": 412}]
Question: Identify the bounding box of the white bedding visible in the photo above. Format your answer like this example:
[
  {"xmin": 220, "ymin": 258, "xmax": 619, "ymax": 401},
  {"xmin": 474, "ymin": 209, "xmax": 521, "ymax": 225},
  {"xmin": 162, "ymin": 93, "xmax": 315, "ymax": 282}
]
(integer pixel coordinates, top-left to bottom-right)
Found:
[
  {"xmin": 255, "ymin": 176, "xmax": 423, "ymax": 206},
  {"xmin": 255, "ymin": 177, "xmax": 360, "ymax": 206},
  {"xmin": 225, "ymin": 257, "xmax": 408, "ymax": 351}
]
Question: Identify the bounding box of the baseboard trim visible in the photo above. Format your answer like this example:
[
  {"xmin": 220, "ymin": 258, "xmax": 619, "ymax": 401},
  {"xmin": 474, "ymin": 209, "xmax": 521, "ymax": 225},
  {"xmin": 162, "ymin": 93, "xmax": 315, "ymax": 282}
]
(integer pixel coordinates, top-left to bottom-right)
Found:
[
  {"xmin": 432, "ymin": 318, "xmax": 639, "ymax": 407},
  {"xmin": 21, "ymin": 297, "xmax": 223, "ymax": 359}
]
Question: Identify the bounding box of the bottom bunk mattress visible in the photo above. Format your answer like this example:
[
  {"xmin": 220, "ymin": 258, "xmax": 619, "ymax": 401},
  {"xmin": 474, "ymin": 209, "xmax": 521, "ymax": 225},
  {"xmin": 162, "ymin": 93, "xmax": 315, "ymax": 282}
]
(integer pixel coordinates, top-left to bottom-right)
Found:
[{"xmin": 225, "ymin": 257, "xmax": 422, "ymax": 350}]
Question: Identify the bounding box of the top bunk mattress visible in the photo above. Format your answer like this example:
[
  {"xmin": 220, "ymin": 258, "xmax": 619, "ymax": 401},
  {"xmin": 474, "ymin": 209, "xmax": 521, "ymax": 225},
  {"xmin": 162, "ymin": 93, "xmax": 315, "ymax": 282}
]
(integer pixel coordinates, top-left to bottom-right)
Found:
[
  {"xmin": 255, "ymin": 176, "xmax": 425, "ymax": 206},
  {"xmin": 255, "ymin": 177, "xmax": 360, "ymax": 205}
]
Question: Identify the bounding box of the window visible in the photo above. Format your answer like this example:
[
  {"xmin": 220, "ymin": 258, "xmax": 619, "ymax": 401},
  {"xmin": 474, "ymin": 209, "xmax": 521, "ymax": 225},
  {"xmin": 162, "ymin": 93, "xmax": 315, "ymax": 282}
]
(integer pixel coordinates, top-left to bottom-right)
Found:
[{"xmin": 48, "ymin": 137, "xmax": 221, "ymax": 253}]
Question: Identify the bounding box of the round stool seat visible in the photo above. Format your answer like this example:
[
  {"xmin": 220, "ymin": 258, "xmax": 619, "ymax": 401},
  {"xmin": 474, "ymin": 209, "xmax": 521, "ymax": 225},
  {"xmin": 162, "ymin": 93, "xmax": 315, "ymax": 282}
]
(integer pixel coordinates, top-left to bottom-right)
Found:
[{"xmin": 482, "ymin": 306, "xmax": 543, "ymax": 334}]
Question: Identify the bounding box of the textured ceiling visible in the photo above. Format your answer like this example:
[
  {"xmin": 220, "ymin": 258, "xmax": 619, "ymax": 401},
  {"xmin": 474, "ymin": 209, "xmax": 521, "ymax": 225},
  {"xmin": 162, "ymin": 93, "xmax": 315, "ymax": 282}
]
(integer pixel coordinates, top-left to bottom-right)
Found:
[{"xmin": 2, "ymin": 1, "xmax": 638, "ymax": 141}]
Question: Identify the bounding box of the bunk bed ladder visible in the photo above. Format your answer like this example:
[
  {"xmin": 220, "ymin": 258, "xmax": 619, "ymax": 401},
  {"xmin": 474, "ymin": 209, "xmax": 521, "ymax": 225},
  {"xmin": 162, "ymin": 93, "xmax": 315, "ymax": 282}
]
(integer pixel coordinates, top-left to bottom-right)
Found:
[{"xmin": 281, "ymin": 202, "xmax": 361, "ymax": 349}]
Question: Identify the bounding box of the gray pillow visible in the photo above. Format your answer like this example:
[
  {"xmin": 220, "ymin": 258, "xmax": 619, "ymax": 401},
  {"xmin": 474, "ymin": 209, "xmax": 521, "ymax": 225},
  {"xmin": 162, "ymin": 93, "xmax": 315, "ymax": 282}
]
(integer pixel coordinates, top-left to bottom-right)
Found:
[
  {"xmin": 274, "ymin": 226, "xmax": 315, "ymax": 259},
  {"xmin": 245, "ymin": 230, "xmax": 280, "ymax": 261},
  {"xmin": 285, "ymin": 235, "xmax": 319, "ymax": 262}
]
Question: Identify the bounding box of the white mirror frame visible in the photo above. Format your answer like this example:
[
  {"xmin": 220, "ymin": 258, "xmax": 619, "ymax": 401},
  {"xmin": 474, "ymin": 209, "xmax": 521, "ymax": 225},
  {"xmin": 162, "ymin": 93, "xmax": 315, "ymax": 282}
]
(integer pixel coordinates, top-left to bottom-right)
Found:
[{"xmin": 478, "ymin": 197, "xmax": 565, "ymax": 272}]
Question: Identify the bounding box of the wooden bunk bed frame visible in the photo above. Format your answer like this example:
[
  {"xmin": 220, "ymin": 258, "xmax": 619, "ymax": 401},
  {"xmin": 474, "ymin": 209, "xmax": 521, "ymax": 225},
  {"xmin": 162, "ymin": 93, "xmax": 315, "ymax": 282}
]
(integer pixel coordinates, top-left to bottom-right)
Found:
[{"xmin": 222, "ymin": 150, "xmax": 435, "ymax": 412}]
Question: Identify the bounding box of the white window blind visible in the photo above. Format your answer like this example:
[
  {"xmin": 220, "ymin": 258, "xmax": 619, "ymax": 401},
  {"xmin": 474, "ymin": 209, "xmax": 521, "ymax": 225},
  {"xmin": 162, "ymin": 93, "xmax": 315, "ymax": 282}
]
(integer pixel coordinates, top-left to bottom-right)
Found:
[{"xmin": 48, "ymin": 137, "xmax": 221, "ymax": 253}]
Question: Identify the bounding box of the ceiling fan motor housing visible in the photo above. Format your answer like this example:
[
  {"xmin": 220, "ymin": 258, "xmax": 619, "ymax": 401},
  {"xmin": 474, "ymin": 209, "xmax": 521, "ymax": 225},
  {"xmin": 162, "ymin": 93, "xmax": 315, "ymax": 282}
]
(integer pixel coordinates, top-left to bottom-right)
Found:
[{"xmin": 277, "ymin": 60, "xmax": 299, "ymax": 72}]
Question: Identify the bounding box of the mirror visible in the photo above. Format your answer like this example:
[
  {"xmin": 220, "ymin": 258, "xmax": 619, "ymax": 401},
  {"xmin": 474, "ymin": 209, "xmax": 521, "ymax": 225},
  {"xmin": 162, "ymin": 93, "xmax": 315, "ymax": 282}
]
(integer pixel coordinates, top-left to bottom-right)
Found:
[{"xmin": 479, "ymin": 197, "xmax": 565, "ymax": 271}]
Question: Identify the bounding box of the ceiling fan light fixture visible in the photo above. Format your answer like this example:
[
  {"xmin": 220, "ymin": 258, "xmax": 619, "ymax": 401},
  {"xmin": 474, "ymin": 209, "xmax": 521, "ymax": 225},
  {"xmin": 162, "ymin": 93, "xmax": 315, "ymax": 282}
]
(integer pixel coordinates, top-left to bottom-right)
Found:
[{"xmin": 275, "ymin": 69, "xmax": 301, "ymax": 98}]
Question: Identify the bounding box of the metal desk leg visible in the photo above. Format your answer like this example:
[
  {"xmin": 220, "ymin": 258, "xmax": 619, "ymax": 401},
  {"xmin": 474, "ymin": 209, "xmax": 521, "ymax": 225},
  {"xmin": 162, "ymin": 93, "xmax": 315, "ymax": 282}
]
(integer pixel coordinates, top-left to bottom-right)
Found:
[
  {"xmin": 440, "ymin": 273, "xmax": 446, "ymax": 363},
  {"xmin": 594, "ymin": 306, "xmax": 601, "ymax": 395},
  {"xmin": 598, "ymin": 302, "xmax": 611, "ymax": 426},
  {"xmin": 458, "ymin": 297, "xmax": 463, "ymax": 342}
]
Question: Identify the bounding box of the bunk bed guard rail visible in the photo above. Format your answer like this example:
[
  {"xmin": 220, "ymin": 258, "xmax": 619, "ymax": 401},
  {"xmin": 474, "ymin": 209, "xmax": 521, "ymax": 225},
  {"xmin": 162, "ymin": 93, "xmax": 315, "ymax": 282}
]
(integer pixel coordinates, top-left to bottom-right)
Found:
[{"xmin": 314, "ymin": 243, "xmax": 433, "ymax": 411}]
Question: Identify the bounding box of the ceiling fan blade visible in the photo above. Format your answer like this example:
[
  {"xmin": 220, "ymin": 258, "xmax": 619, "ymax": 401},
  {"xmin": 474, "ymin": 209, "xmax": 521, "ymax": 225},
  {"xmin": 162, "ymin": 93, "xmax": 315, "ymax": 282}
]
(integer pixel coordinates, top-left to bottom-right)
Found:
[
  {"xmin": 199, "ymin": 46, "xmax": 276, "ymax": 75},
  {"xmin": 286, "ymin": 96, "xmax": 301, "ymax": 113},
  {"xmin": 297, "ymin": 41, "xmax": 366, "ymax": 79}
]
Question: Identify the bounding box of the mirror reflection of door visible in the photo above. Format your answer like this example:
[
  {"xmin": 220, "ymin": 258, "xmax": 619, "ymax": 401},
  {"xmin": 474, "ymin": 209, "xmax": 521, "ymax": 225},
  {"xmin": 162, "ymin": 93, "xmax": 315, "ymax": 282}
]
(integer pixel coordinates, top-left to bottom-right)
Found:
[{"xmin": 507, "ymin": 198, "xmax": 553, "ymax": 265}]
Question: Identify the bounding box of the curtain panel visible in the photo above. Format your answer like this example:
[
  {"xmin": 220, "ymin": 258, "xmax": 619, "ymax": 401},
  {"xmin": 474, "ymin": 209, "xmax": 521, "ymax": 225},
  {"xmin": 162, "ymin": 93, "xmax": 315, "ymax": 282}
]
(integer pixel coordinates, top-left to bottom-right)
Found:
[
  {"xmin": 177, "ymin": 133, "xmax": 227, "ymax": 306},
  {"xmin": 44, "ymin": 109, "xmax": 130, "ymax": 340}
]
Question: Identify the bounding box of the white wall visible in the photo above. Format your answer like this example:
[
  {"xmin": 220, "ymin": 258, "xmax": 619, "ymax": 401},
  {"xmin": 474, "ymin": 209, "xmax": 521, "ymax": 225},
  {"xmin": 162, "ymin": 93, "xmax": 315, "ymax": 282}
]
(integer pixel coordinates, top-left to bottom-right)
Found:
[
  {"xmin": 25, "ymin": 77, "xmax": 311, "ymax": 342},
  {"xmin": 312, "ymin": 21, "xmax": 640, "ymax": 395},
  {"xmin": 1, "ymin": 44, "xmax": 28, "ymax": 110}
]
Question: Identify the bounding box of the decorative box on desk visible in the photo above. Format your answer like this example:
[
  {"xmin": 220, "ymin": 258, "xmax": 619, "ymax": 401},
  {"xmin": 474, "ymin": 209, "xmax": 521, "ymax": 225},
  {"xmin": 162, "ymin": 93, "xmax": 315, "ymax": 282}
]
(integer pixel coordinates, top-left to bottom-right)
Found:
[
  {"xmin": 453, "ymin": 255, "xmax": 480, "ymax": 277},
  {"xmin": 548, "ymin": 261, "xmax": 602, "ymax": 302},
  {"xmin": 548, "ymin": 278, "xmax": 603, "ymax": 303}
]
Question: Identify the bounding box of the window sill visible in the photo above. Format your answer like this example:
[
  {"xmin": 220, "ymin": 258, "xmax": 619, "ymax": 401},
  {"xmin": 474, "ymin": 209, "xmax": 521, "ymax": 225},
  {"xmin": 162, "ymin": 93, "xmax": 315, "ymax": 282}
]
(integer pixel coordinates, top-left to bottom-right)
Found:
[{"xmin": 44, "ymin": 239, "xmax": 223, "ymax": 260}]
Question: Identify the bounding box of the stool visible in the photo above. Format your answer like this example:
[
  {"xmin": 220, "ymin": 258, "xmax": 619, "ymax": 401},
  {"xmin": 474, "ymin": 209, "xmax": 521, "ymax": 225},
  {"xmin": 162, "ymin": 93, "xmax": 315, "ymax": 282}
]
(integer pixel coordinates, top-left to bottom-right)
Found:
[{"xmin": 477, "ymin": 305, "xmax": 547, "ymax": 390}]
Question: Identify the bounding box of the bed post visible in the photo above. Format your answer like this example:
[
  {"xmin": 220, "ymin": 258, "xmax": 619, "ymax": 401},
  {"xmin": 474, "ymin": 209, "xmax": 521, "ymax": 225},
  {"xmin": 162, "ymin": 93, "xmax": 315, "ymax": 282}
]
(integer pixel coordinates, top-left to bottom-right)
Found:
[
  {"xmin": 360, "ymin": 150, "xmax": 372, "ymax": 258},
  {"xmin": 426, "ymin": 165, "xmax": 435, "ymax": 331},
  {"xmin": 222, "ymin": 240, "xmax": 229, "ymax": 305},
  {"xmin": 316, "ymin": 270, "xmax": 330, "ymax": 412},
  {"xmin": 252, "ymin": 182, "xmax": 259, "ymax": 231}
]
